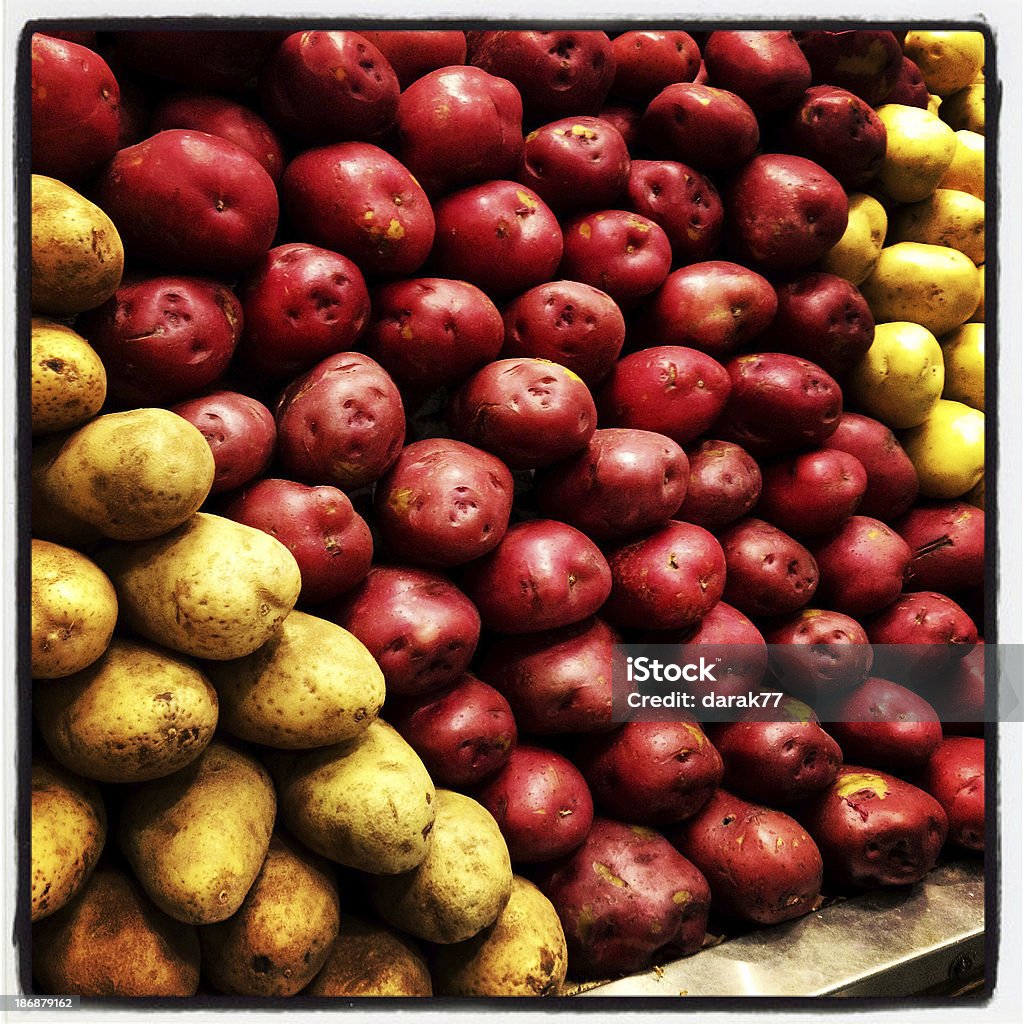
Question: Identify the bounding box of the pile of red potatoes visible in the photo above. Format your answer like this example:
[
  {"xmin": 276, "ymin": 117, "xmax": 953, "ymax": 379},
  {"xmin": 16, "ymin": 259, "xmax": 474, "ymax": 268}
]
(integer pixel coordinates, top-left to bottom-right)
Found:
[{"xmin": 29, "ymin": 25, "xmax": 987, "ymax": 994}]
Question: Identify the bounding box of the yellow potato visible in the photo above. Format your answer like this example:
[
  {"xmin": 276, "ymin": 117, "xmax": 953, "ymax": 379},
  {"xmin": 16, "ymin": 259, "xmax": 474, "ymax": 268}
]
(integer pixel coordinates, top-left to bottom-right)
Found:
[
  {"xmin": 199, "ymin": 833, "xmax": 340, "ymax": 997},
  {"xmin": 903, "ymin": 31, "xmax": 985, "ymax": 96},
  {"xmin": 874, "ymin": 104, "xmax": 957, "ymax": 203},
  {"xmin": 926, "ymin": 93, "xmax": 942, "ymax": 117},
  {"xmin": 941, "ymin": 323, "xmax": 984, "ymax": 411},
  {"xmin": 35, "ymin": 638, "xmax": 219, "ymax": 783},
  {"xmin": 119, "ymin": 741, "xmax": 276, "ymax": 925},
  {"xmin": 31, "ymin": 435, "xmax": 104, "ymax": 549},
  {"xmin": 819, "ymin": 192, "xmax": 888, "ymax": 286},
  {"xmin": 32, "ymin": 867, "xmax": 200, "ymax": 996},
  {"xmin": 31, "ymin": 318, "xmax": 107, "ymax": 435},
  {"xmin": 31, "ymin": 175, "xmax": 123, "ymax": 316},
  {"xmin": 431, "ymin": 875, "xmax": 568, "ymax": 996},
  {"xmin": 31, "ymin": 755, "xmax": 106, "ymax": 923},
  {"xmin": 969, "ymin": 267, "xmax": 985, "ymax": 322},
  {"xmin": 938, "ymin": 130, "xmax": 984, "ymax": 199},
  {"xmin": 860, "ymin": 242, "xmax": 981, "ymax": 338},
  {"xmin": 889, "ymin": 189, "xmax": 984, "ymax": 265},
  {"xmin": 902, "ymin": 399, "xmax": 984, "ymax": 499},
  {"xmin": 847, "ymin": 322, "xmax": 944, "ymax": 429},
  {"xmin": 32, "ymin": 539, "xmax": 117, "ymax": 679},
  {"xmin": 206, "ymin": 610, "xmax": 384, "ymax": 749},
  {"xmin": 99, "ymin": 513, "xmax": 301, "ymax": 661},
  {"xmin": 941, "ymin": 81, "xmax": 985, "ymax": 134}
]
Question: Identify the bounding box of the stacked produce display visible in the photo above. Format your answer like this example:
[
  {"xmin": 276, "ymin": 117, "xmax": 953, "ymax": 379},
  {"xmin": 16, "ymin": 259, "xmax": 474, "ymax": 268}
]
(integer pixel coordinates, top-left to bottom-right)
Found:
[{"xmin": 28, "ymin": 25, "xmax": 988, "ymax": 997}]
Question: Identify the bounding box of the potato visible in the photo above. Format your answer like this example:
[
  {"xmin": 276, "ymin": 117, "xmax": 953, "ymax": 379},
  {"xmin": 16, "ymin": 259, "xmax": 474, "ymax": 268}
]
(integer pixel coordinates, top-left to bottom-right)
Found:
[
  {"xmin": 119, "ymin": 741, "xmax": 276, "ymax": 924},
  {"xmin": 31, "ymin": 318, "xmax": 106, "ymax": 435},
  {"xmin": 874, "ymin": 104, "xmax": 957, "ymax": 203},
  {"xmin": 941, "ymin": 80, "xmax": 984, "ymax": 134},
  {"xmin": 860, "ymin": 242, "xmax": 982, "ymax": 338},
  {"xmin": 205, "ymin": 611, "xmax": 384, "ymax": 749},
  {"xmin": 890, "ymin": 189, "xmax": 985, "ymax": 265},
  {"xmin": 199, "ymin": 833, "xmax": 340, "ymax": 996},
  {"xmin": 31, "ymin": 755, "xmax": 105, "ymax": 922},
  {"xmin": 939, "ymin": 130, "xmax": 984, "ymax": 199},
  {"xmin": 942, "ymin": 323, "xmax": 984, "ymax": 411},
  {"xmin": 31, "ymin": 174, "xmax": 124, "ymax": 316},
  {"xmin": 902, "ymin": 399, "xmax": 985, "ymax": 499},
  {"xmin": 99, "ymin": 512, "xmax": 302, "ymax": 660},
  {"xmin": 33, "ymin": 867, "xmax": 200, "ymax": 996},
  {"xmin": 31, "ymin": 435, "xmax": 103, "ymax": 549},
  {"xmin": 367, "ymin": 789, "xmax": 513, "ymax": 944},
  {"xmin": 31, "ymin": 539, "xmax": 117, "ymax": 679},
  {"xmin": 35, "ymin": 638, "xmax": 218, "ymax": 783},
  {"xmin": 819, "ymin": 192, "xmax": 887, "ymax": 286},
  {"xmin": 305, "ymin": 915, "xmax": 432, "ymax": 996},
  {"xmin": 903, "ymin": 31, "xmax": 985, "ymax": 96},
  {"xmin": 39, "ymin": 409, "xmax": 215, "ymax": 541},
  {"xmin": 970, "ymin": 265, "xmax": 985, "ymax": 322},
  {"xmin": 272, "ymin": 719, "xmax": 435, "ymax": 874}
]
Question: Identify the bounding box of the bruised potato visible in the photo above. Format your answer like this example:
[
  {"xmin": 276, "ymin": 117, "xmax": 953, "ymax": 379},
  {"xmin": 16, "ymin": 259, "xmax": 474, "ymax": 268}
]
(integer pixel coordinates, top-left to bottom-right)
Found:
[
  {"xmin": 31, "ymin": 318, "xmax": 107, "ymax": 435},
  {"xmin": 31, "ymin": 539, "xmax": 117, "ymax": 679},
  {"xmin": 34, "ymin": 639, "xmax": 218, "ymax": 783}
]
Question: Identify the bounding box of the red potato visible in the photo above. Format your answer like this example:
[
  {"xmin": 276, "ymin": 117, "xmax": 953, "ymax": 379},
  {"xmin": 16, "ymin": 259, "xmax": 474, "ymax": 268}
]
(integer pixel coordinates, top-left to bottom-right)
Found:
[
  {"xmin": 866, "ymin": 592, "xmax": 979, "ymax": 677},
  {"xmin": 364, "ymin": 278, "xmax": 504, "ymax": 391},
  {"xmin": 610, "ymin": 31, "xmax": 702, "ymax": 101},
  {"xmin": 626, "ymin": 160, "xmax": 724, "ymax": 265},
  {"xmin": 430, "ymin": 181, "xmax": 563, "ymax": 300},
  {"xmin": 812, "ymin": 516, "xmax": 913, "ymax": 618},
  {"xmin": 478, "ymin": 617, "xmax": 619, "ymax": 735},
  {"xmin": 707, "ymin": 715, "xmax": 842, "ymax": 805},
  {"xmin": 395, "ymin": 66, "xmax": 523, "ymax": 198},
  {"xmin": 603, "ymin": 521, "xmax": 726, "ymax": 630},
  {"xmin": 170, "ymin": 391, "xmax": 276, "ymax": 496},
  {"xmin": 917, "ymin": 737, "xmax": 984, "ymax": 851},
  {"xmin": 447, "ymin": 358, "xmax": 597, "ymax": 470},
  {"xmin": 537, "ymin": 818, "xmax": 710, "ymax": 978},
  {"xmin": 238, "ymin": 244, "xmax": 370, "ymax": 379},
  {"xmin": 476, "ymin": 745, "xmax": 593, "ymax": 863},
  {"xmin": 373, "ymin": 438, "xmax": 514, "ymax": 568},
  {"xmin": 467, "ymin": 30, "xmax": 616, "ymax": 122},
  {"xmin": 640, "ymin": 262, "xmax": 777, "ymax": 359},
  {"xmin": 703, "ymin": 31, "xmax": 812, "ymax": 114},
  {"xmin": 150, "ymin": 93, "xmax": 285, "ymax": 181},
  {"xmin": 94, "ymin": 130, "xmax": 279, "ymax": 277},
  {"xmin": 796, "ymin": 31, "xmax": 903, "ymax": 106},
  {"xmin": 274, "ymin": 352, "xmax": 405, "ymax": 491},
  {"xmin": 821, "ymin": 413, "xmax": 920, "ymax": 521},
  {"xmin": 719, "ymin": 518, "xmax": 819, "ymax": 618},
  {"xmin": 755, "ymin": 449, "xmax": 868, "ymax": 538},
  {"xmin": 897, "ymin": 502, "xmax": 985, "ymax": 593},
  {"xmin": 716, "ymin": 353, "xmax": 843, "ymax": 458},
  {"xmin": 281, "ymin": 143, "xmax": 435, "ymax": 277},
  {"xmin": 327, "ymin": 567, "xmax": 480, "ymax": 696},
  {"xmin": 222, "ymin": 479, "xmax": 373, "ymax": 606},
  {"xmin": 597, "ymin": 346, "xmax": 731, "ymax": 446},
  {"xmin": 826, "ymin": 678, "xmax": 943, "ymax": 772},
  {"xmin": 519, "ymin": 116, "xmax": 631, "ymax": 213},
  {"xmin": 79, "ymin": 277, "xmax": 242, "ymax": 406},
  {"xmin": 799, "ymin": 765, "xmax": 948, "ymax": 888},
  {"xmin": 460, "ymin": 520, "xmax": 612, "ymax": 634},
  {"xmin": 641, "ymin": 83, "xmax": 760, "ymax": 172},
  {"xmin": 931, "ymin": 642, "xmax": 985, "ymax": 735},
  {"xmin": 725, "ymin": 154, "xmax": 848, "ymax": 273},
  {"xmin": 777, "ymin": 86, "xmax": 888, "ymax": 190},
  {"xmin": 598, "ymin": 104, "xmax": 641, "ymax": 149},
  {"xmin": 501, "ymin": 281, "xmax": 626, "ymax": 385},
  {"xmin": 31, "ymin": 34, "xmax": 121, "ymax": 182},
  {"xmin": 259, "ymin": 31, "xmax": 399, "ymax": 142},
  {"xmin": 677, "ymin": 440, "xmax": 762, "ymax": 529},
  {"xmin": 677, "ymin": 600, "xmax": 769, "ymax": 698},
  {"xmin": 358, "ymin": 30, "xmax": 467, "ymax": 89},
  {"xmin": 670, "ymin": 790, "xmax": 823, "ymax": 925},
  {"xmin": 576, "ymin": 721, "xmax": 723, "ymax": 825},
  {"xmin": 386, "ymin": 674, "xmax": 516, "ymax": 789},
  {"xmin": 882, "ymin": 57, "xmax": 931, "ymax": 109},
  {"xmin": 535, "ymin": 428, "xmax": 689, "ymax": 541}
]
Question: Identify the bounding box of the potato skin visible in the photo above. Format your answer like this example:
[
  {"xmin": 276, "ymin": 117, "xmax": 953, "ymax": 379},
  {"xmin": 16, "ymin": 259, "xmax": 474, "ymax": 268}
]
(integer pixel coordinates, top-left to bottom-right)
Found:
[
  {"xmin": 431, "ymin": 876, "xmax": 568, "ymax": 996},
  {"xmin": 31, "ymin": 539, "xmax": 117, "ymax": 679},
  {"xmin": 206, "ymin": 610, "xmax": 383, "ymax": 749},
  {"xmin": 368, "ymin": 789, "xmax": 513, "ymax": 944},
  {"xmin": 99, "ymin": 513, "xmax": 302, "ymax": 661},
  {"xmin": 33, "ymin": 867, "xmax": 200, "ymax": 996},
  {"xmin": 199, "ymin": 833, "xmax": 340, "ymax": 996},
  {"xmin": 31, "ymin": 318, "xmax": 107, "ymax": 435},
  {"xmin": 31, "ymin": 756, "xmax": 106, "ymax": 922},
  {"xmin": 119, "ymin": 741, "xmax": 276, "ymax": 924},
  {"xmin": 35, "ymin": 638, "xmax": 218, "ymax": 783},
  {"xmin": 272, "ymin": 719, "xmax": 436, "ymax": 874}
]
